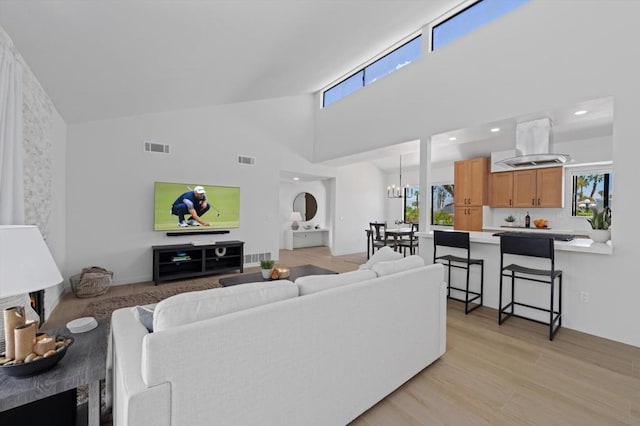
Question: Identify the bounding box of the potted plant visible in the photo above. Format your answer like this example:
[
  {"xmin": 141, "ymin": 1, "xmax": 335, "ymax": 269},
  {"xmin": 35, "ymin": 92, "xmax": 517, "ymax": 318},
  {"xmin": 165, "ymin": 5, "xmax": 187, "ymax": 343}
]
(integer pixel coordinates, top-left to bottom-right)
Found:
[
  {"xmin": 260, "ymin": 260, "xmax": 275, "ymax": 279},
  {"xmin": 587, "ymin": 207, "xmax": 611, "ymax": 243},
  {"xmin": 504, "ymin": 215, "xmax": 516, "ymax": 226}
]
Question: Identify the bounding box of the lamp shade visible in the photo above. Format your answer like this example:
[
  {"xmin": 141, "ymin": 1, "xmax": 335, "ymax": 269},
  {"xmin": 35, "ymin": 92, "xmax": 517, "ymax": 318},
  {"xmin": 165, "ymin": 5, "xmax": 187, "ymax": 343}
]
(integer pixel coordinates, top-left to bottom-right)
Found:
[
  {"xmin": 0, "ymin": 225, "xmax": 63, "ymax": 298},
  {"xmin": 289, "ymin": 212, "xmax": 303, "ymax": 222}
]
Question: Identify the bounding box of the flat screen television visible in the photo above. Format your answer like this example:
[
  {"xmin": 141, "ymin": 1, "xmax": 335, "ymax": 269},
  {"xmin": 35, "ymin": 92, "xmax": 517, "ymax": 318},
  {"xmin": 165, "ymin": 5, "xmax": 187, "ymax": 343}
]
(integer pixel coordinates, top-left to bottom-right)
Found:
[{"xmin": 154, "ymin": 181, "xmax": 240, "ymax": 231}]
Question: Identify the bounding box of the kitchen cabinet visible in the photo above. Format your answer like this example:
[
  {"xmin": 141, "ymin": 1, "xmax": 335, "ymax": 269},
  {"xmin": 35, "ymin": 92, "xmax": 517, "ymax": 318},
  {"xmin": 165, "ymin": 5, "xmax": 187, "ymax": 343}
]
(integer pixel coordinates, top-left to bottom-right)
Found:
[
  {"xmin": 489, "ymin": 166, "xmax": 563, "ymax": 208},
  {"xmin": 454, "ymin": 206, "xmax": 483, "ymax": 232},
  {"xmin": 454, "ymin": 157, "xmax": 488, "ymax": 231},
  {"xmin": 489, "ymin": 171, "xmax": 514, "ymax": 207},
  {"xmin": 534, "ymin": 167, "xmax": 564, "ymax": 208},
  {"xmin": 454, "ymin": 157, "xmax": 488, "ymax": 207}
]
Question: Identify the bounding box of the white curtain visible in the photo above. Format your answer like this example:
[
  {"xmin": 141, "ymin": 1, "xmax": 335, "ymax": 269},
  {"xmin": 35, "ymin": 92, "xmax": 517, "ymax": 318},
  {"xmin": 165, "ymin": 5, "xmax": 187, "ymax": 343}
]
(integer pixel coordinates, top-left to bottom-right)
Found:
[{"xmin": 0, "ymin": 38, "xmax": 24, "ymax": 225}]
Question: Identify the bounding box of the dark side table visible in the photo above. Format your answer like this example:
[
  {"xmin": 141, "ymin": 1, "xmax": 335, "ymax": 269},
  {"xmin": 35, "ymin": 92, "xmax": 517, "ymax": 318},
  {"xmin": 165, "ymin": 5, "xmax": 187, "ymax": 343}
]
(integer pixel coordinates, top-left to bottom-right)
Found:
[{"xmin": 0, "ymin": 320, "xmax": 107, "ymax": 426}]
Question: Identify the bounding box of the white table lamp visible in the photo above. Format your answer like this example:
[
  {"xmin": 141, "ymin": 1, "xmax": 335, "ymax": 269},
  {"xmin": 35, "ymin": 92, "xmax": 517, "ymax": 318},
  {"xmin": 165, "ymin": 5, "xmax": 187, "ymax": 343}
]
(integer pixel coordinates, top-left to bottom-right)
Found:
[
  {"xmin": 0, "ymin": 225, "xmax": 63, "ymax": 298},
  {"xmin": 290, "ymin": 212, "xmax": 303, "ymax": 230},
  {"xmin": 0, "ymin": 225, "xmax": 63, "ymax": 354}
]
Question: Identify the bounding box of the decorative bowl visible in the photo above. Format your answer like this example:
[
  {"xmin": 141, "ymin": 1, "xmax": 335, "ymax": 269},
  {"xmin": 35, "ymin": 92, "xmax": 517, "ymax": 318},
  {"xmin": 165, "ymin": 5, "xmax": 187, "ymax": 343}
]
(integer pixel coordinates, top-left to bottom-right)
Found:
[
  {"xmin": 274, "ymin": 267, "xmax": 290, "ymax": 279},
  {"xmin": 0, "ymin": 335, "xmax": 74, "ymax": 378},
  {"xmin": 533, "ymin": 219, "xmax": 548, "ymax": 228}
]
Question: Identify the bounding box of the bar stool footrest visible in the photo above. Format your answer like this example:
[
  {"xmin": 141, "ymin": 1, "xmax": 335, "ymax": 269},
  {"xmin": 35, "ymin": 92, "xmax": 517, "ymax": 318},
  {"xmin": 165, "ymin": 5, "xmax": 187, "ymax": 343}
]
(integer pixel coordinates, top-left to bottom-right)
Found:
[{"xmin": 499, "ymin": 302, "xmax": 562, "ymax": 331}]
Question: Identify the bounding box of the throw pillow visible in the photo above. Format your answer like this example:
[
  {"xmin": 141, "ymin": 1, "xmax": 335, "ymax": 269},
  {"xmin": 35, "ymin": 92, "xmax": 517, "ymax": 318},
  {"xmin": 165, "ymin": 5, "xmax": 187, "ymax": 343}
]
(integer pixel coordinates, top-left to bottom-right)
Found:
[
  {"xmin": 358, "ymin": 246, "xmax": 403, "ymax": 270},
  {"xmin": 371, "ymin": 255, "xmax": 425, "ymax": 277},
  {"xmin": 134, "ymin": 305, "xmax": 155, "ymax": 332},
  {"xmin": 296, "ymin": 269, "xmax": 377, "ymax": 296},
  {"xmin": 153, "ymin": 281, "xmax": 298, "ymax": 332}
]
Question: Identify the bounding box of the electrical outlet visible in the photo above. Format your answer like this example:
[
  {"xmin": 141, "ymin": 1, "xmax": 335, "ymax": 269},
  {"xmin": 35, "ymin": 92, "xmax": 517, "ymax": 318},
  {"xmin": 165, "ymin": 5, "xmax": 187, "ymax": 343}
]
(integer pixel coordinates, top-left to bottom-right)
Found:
[{"xmin": 579, "ymin": 291, "xmax": 590, "ymax": 303}]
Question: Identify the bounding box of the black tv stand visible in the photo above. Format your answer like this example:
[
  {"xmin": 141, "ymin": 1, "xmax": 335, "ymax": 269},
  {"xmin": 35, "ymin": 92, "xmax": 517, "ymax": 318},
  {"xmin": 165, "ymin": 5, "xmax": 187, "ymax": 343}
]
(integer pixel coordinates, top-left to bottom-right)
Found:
[{"xmin": 152, "ymin": 241, "xmax": 244, "ymax": 284}]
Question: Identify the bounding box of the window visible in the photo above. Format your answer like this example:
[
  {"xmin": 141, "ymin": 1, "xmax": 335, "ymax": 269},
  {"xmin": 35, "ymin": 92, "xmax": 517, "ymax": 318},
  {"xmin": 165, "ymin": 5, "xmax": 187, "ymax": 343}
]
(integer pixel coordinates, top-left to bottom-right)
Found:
[
  {"xmin": 323, "ymin": 35, "xmax": 422, "ymax": 107},
  {"xmin": 364, "ymin": 36, "xmax": 421, "ymax": 85},
  {"xmin": 432, "ymin": 0, "xmax": 531, "ymax": 51},
  {"xmin": 431, "ymin": 184, "xmax": 454, "ymax": 225},
  {"xmin": 404, "ymin": 186, "xmax": 420, "ymax": 223},
  {"xmin": 572, "ymin": 172, "xmax": 612, "ymax": 216},
  {"xmin": 322, "ymin": 71, "xmax": 364, "ymax": 108}
]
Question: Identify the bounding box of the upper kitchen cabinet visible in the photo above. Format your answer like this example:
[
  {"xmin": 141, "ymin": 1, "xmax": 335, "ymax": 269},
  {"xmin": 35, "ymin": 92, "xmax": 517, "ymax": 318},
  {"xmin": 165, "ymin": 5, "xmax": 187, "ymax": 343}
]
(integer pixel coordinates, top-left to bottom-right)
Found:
[
  {"xmin": 454, "ymin": 157, "xmax": 489, "ymax": 207},
  {"xmin": 490, "ymin": 166, "xmax": 563, "ymax": 208},
  {"xmin": 533, "ymin": 166, "xmax": 564, "ymax": 208},
  {"xmin": 489, "ymin": 171, "xmax": 514, "ymax": 207}
]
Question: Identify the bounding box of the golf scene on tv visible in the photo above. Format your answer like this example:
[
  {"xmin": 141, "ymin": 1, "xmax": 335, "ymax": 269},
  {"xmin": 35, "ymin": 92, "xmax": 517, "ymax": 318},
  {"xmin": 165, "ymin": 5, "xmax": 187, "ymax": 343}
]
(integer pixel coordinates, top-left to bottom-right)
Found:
[{"xmin": 154, "ymin": 181, "xmax": 240, "ymax": 231}]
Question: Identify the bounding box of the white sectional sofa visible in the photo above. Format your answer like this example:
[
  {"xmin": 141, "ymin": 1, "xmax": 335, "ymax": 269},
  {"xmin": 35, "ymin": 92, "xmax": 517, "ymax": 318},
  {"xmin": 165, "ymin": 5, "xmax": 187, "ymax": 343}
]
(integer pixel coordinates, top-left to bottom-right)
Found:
[{"xmin": 108, "ymin": 252, "xmax": 446, "ymax": 426}]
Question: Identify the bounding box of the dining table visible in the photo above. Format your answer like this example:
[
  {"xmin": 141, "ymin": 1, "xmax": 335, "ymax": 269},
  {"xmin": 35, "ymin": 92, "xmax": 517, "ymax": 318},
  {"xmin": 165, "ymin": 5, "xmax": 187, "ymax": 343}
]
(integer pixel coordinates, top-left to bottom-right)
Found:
[
  {"xmin": 384, "ymin": 227, "xmax": 413, "ymax": 250},
  {"xmin": 366, "ymin": 227, "xmax": 413, "ymax": 256}
]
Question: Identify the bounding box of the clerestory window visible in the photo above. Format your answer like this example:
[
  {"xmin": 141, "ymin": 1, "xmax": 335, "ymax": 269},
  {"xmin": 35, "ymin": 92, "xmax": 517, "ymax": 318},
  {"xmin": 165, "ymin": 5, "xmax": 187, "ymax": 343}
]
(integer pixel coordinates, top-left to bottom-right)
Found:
[
  {"xmin": 322, "ymin": 35, "xmax": 422, "ymax": 107},
  {"xmin": 431, "ymin": 0, "xmax": 531, "ymax": 51}
]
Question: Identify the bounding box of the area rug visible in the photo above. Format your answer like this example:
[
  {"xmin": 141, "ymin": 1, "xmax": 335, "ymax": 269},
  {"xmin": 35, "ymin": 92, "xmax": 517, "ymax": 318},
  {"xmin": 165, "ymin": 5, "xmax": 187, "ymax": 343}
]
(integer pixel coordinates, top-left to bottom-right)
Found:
[{"xmin": 81, "ymin": 280, "xmax": 222, "ymax": 321}]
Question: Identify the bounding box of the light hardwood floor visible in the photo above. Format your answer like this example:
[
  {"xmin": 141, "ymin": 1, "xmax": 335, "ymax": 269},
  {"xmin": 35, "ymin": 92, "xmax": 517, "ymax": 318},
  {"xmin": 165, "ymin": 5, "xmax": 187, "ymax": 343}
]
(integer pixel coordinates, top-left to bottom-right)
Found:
[{"xmin": 46, "ymin": 247, "xmax": 640, "ymax": 425}]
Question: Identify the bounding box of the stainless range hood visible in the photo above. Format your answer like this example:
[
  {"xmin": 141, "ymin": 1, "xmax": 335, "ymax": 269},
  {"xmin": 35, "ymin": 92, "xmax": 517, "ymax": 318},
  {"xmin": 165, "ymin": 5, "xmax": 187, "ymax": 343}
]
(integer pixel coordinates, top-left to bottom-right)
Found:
[{"xmin": 496, "ymin": 118, "xmax": 571, "ymax": 168}]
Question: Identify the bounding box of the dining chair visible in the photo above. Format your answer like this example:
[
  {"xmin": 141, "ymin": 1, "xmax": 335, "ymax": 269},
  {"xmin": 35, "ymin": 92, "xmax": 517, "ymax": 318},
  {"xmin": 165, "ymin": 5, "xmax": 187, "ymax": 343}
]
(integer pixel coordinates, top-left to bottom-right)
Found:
[
  {"xmin": 369, "ymin": 222, "xmax": 393, "ymax": 256},
  {"xmin": 397, "ymin": 223, "xmax": 419, "ymax": 256}
]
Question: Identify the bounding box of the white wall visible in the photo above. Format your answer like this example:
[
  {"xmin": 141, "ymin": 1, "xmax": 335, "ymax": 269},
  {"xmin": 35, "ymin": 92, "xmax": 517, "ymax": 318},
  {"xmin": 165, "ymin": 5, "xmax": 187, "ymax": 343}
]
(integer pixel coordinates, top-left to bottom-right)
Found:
[
  {"xmin": 332, "ymin": 162, "xmax": 386, "ymax": 256},
  {"xmin": 314, "ymin": 0, "xmax": 640, "ymax": 347},
  {"xmin": 65, "ymin": 93, "xmax": 380, "ymax": 284},
  {"xmin": 65, "ymin": 95, "xmax": 315, "ymax": 284}
]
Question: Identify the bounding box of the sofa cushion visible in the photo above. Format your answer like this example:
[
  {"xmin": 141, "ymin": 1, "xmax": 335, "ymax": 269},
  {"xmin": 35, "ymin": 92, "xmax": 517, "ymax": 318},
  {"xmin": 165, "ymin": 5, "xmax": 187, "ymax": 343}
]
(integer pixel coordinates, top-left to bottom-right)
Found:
[
  {"xmin": 358, "ymin": 246, "xmax": 403, "ymax": 270},
  {"xmin": 296, "ymin": 269, "xmax": 377, "ymax": 295},
  {"xmin": 153, "ymin": 281, "xmax": 298, "ymax": 332},
  {"xmin": 371, "ymin": 255, "xmax": 425, "ymax": 277}
]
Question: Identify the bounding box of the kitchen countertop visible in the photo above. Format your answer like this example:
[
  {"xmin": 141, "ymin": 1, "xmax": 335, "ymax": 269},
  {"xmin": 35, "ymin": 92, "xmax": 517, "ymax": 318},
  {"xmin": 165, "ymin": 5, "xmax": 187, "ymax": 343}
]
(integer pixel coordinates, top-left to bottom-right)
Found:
[{"xmin": 416, "ymin": 229, "xmax": 612, "ymax": 255}]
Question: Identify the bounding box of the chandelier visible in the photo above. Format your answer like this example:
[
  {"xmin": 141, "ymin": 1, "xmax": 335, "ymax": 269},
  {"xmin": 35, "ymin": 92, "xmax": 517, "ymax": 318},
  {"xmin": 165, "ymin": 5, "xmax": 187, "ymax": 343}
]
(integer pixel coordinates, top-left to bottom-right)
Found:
[{"xmin": 387, "ymin": 155, "xmax": 411, "ymax": 199}]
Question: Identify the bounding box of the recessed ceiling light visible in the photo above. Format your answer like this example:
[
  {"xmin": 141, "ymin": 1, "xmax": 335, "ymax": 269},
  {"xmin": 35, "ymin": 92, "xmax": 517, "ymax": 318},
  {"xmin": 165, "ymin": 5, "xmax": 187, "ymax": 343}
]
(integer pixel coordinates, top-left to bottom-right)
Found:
[
  {"xmin": 490, "ymin": 127, "xmax": 500, "ymax": 133},
  {"xmin": 574, "ymin": 110, "xmax": 588, "ymax": 116},
  {"xmin": 293, "ymin": 177, "xmax": 300, "ymax": 181},
  {"xmin": 449, "ymin": 137, "xmax": 457, "ymax": 141}
]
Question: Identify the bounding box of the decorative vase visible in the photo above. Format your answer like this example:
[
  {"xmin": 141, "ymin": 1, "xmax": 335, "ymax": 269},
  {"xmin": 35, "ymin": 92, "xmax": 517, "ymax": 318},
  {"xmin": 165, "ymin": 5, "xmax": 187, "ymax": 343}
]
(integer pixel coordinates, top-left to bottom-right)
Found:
[
  {"xmin": 261, "ymin": 269, "xmax": 272, "ymax": 279},
  {"xmin": 589, "ymin": 229, "xmax": 611, "ymax": 243}
]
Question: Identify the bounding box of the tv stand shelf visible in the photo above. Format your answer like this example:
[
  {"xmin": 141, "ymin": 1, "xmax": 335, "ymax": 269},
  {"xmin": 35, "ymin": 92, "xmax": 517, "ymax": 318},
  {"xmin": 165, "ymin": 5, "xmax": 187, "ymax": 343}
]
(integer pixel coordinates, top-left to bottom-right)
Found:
[{"xmin": 152, "ymin": 240, "xmax": 244, "ymax": 285}]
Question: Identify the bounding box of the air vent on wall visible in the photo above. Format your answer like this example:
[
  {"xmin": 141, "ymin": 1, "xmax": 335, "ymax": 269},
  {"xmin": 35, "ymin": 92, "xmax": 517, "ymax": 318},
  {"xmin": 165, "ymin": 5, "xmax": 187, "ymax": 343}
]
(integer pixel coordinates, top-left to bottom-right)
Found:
[
  {"xmin": 144, "ymin": 141, "xmax": 170, "ymax": 154},
  {"xmin": 244, "ymin": 252, "xmax": 271, "ymax": 265},
  {"xmin": 238, "ymin": 155, "xmax": 255, "ymax": 165}
]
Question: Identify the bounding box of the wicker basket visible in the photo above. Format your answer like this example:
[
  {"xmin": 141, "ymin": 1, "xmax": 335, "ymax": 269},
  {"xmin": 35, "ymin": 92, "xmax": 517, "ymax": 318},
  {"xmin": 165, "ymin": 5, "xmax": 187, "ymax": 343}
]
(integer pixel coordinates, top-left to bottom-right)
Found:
[{"xmin": 70, "ymin": 267, "xmax": 113, "ymax": 298}]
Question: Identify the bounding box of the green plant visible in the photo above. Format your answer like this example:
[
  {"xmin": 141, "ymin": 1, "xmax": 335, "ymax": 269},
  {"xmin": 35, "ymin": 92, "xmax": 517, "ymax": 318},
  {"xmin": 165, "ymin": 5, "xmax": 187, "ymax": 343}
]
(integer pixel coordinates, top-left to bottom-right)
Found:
[
  {"xmin": 260, "ymin": 259, "xmax": 275, "ymax": 269},
  {"xmin": 505, "ymin": 215, "xmax": 516, "ymax": 223},
  {"xmin": 587, "ymin": 207, "xmax": 611, "ymax": 230}
]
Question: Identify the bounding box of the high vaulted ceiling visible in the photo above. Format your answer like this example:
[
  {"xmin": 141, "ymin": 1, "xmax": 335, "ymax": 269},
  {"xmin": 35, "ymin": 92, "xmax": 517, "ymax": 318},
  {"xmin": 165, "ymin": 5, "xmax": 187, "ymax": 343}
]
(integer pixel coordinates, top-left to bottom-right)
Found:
[{"xmin": 0, "ymin": 0, "xmax": 457, "ymax": 124}]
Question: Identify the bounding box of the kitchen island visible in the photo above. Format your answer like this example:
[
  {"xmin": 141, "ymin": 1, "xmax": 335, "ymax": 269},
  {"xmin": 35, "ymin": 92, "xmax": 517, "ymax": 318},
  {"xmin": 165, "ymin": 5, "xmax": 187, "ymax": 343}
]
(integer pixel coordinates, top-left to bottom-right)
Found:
[
  {"xmin": 416, "ymin": 229, "xmax": 612, "ymax": 335},
  {"xmin": 417, "ymin": 229, "xmax": 612, "ymax": 255}
]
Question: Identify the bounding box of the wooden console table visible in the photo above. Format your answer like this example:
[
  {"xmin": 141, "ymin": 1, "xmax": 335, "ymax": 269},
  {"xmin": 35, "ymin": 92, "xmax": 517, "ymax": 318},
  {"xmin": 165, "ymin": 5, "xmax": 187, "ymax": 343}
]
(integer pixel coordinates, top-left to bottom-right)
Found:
[{"xmin": 0, "ymin": 321, "xmax": 107, "ymax": 426}]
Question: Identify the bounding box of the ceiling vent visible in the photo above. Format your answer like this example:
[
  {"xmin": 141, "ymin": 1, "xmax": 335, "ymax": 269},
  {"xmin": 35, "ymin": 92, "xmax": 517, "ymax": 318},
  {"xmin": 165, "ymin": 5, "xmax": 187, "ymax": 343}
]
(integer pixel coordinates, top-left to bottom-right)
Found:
[
  {"xmin": 238, "ymin": 155, "xmax": 256, "ymax": 166},
  {"xmin": 144, "ymin": 141, "xmax": 170, "ymax": 154},
  {"xmin": 496, "ymin": 118, "xmax": 570, "ymax": 168}
]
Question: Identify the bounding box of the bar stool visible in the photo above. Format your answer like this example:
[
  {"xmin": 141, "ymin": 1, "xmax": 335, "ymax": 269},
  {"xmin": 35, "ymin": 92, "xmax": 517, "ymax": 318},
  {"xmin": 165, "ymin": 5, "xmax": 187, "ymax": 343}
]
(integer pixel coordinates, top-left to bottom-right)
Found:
[
  {"xmin": 498, "ymin": 235, "xmax": 562, "ymax": 340},
  {"xmin": 433, "ymin": 230, "xmax": 484, "ymax": 314}
]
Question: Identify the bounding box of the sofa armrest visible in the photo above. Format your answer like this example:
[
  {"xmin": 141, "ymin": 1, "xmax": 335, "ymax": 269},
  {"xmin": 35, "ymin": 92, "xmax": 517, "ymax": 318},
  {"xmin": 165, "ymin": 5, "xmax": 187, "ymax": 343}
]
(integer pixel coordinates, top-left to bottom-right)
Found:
[{"xmin": 110, "ymin": 307, "xmax": 171, "ymax": 426}]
